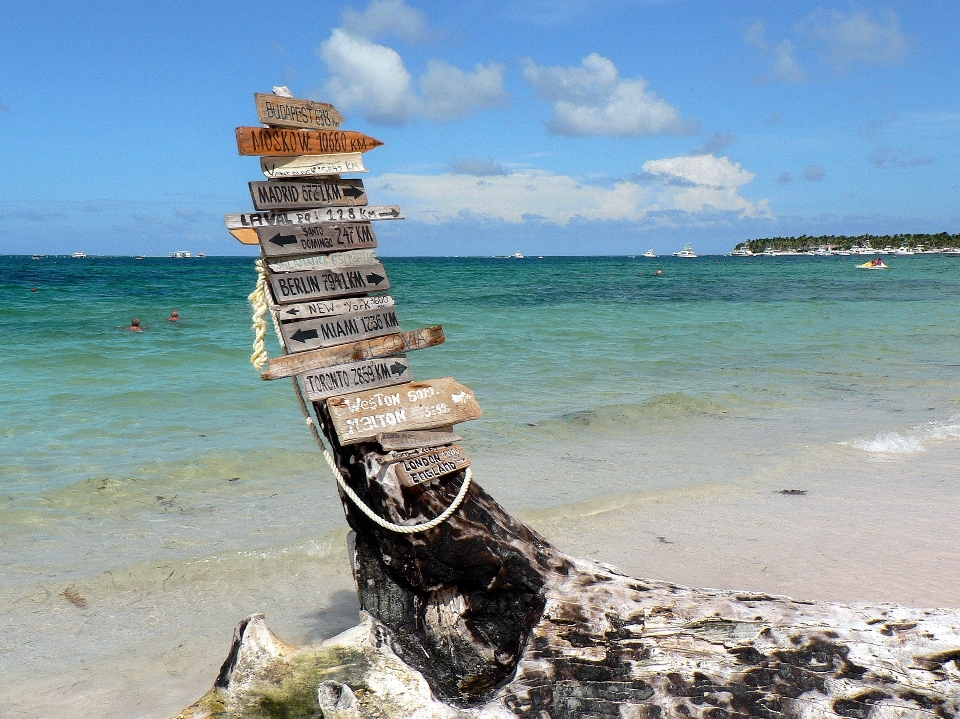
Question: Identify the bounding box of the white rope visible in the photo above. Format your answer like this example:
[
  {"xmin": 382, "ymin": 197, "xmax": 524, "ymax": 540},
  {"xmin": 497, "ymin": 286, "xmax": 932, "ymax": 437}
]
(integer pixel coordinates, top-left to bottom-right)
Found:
[
  {"xmin": 248, "ymin": 259, "xmax": 271, "ymax": 371},
  {"xmin": 287, "ymin": 373, "xmax": 473, "ymax": 533},
  {"xmin": 294, "ymin": 384, "xmax": 474, "ymax": 534},
  {"xmin": 246, "ymin": 261, "xmax": 471, "ymax": 534}
]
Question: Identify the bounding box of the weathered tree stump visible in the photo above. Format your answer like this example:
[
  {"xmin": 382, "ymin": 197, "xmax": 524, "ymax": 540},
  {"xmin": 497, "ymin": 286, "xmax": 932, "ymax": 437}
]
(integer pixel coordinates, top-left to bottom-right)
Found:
[{"xmin": 175, "ymin": 435, "xmax": 960, "ymax": 719}]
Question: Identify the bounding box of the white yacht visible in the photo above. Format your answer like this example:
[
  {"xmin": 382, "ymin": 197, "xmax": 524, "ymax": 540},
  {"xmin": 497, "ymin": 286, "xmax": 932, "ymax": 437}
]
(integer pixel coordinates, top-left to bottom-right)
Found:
[
  {"xmin": 642, "ymin": 248, "xmax": 657, "ymax": 258},
  {"xmin": 72, "ymin": 251, "xmax": 87, "ymax": 258},
  {"xmin": 673, "ymin": 243, "xmax": 697, "ymax": 258},
  {"xmin": 170, "ymin": 250, "xmax": 192, "ymax": 258},
  {"xmin": 509, "ymin": 251, "xmax": 524, "ymax": 259},
  {"xmin": 894, "ymin": 245, "xmax": 914, "ymax": 256},
  {"xmin": 730, "ymin": 245, "xmax": 754, "ymax": 256}
]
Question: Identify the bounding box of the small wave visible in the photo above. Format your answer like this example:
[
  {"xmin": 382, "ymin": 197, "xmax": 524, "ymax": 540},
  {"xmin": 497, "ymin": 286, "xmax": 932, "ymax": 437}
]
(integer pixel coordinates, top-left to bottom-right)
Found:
[{"xmin": 851, "ymin": 414, "xmax": 960, "ymax": 454}]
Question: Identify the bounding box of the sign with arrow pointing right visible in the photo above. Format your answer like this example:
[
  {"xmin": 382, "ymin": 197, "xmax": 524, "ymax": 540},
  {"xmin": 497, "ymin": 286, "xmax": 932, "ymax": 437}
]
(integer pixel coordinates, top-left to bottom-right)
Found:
[
  {"xmin": 268, "ymin": 263, "xmax": 390, "ymax": 304},
  {"xmin": 249, "ymin": 179, "xmax": 367, "ymax": 210},
  {"xmin": 299, "ymin": 356, "xmax": 413, "ymax": 402}
]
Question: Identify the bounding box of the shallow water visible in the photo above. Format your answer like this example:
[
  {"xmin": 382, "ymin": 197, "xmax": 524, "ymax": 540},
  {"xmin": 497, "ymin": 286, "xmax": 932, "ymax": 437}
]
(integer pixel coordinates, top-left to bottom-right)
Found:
[{"xmin": 2, "ymin": 254, "xmax": 960, "ymax": 717}]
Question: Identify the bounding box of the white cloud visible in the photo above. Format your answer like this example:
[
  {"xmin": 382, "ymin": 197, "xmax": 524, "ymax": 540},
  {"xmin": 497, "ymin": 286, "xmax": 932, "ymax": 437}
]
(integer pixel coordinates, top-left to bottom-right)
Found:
[
  {"xmin": 341, "ymin": 0, "xmax": 431, "ymax": 43},
  {"xmin": 521, "ymin": 53, "xmax": 694, "ymax": 137},
  {"xmin": 799, "ymin": 8, "xmax": 908, "ymax": 71},
  {"xmin": 369, "ymin": 155, "xmax": 771, "ymax": 225},
  {"xmin": 771, "ymin": 40, "xmax": 804, "ymax": 83},
  {"xmin": 418, "ymin": 59, "xmax": 507, "ymax": 121},
  {"xmin": 318, "ymin": 30, "xmax": 506, "ymax": 125}
]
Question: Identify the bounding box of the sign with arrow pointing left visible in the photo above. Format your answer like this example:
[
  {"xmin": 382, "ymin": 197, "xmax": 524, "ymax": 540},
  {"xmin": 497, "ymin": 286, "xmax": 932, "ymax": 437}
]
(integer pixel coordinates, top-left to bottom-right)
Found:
[
  {"xmin": 299, "ymin": 356, "xmax": 413, "ymax": 402},
  {"xmin": 256, "ymin": 221, "xmax": 378, "ymax": 257},
  {"xmin": 268, "ymin": 263, "xmax": 390, "ymax": 304},
  {"xmin": 278, "ymin": 307, "xmax": 401, "ymax": 352}
]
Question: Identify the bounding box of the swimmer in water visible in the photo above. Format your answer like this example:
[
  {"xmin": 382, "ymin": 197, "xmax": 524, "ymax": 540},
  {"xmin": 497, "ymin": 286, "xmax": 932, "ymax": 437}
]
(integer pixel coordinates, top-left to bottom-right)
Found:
[
  {"xmin": 126, "ymin": 318, "xmax": 143, "ymax": 332},
  {"xmin": 167, "ymin": 310, "xmax": 181, "ymax": 321}
]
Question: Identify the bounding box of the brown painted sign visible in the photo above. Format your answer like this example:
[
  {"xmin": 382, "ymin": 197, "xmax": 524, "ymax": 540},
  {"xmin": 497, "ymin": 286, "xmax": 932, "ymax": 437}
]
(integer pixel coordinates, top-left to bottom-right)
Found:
[
  {"xmin": 273, "ymin": 295, "xmax": 394, "ymax": 322},
  {"xmin": 327, "ymin": 377, "xmax": 483, "ymax": 445},
  {"xmin": 229, "ymin": 228, "xmax": 259, "ymax": 245},
  {"xmin": 236, "ymin": 127, "xmax": 383, "ymax": 156},
  {"xmin": 224, "ymin": 206, "xmax": 403, "ymax": 231},
  {"xmin": 254, "ymin": 93, "xmax": 344, "ymax": 130},
  {"xmin": 268, "ymin": 263, "xmax": 389, "ymax": 304},
  {"xmin": 261, "ymin": 153, "xmax": 365, "ymax": 178},
  {"xmin": 267, "ymin": 249, "xmax": 378, "ymax": 274},
  {"xmin": 300, "ymin": 356, "xmax": 412, "ymax": 402},
  {"xmin": 392, "ymin": 444, "xmax": 471, "ymax": 488},
  {"xmin": 279, "ymin": 307, "xmax": 400, "ymax": 351},
  {"xmin": 262, "ymin": 325, "xmax": 445, "ymax": 381},
  {"xmin": 249, "ymin": 179, "xmax": 366, "ymax": 210},
  {"xmin": 257, "ymin": 221, "xmax": 378, "ymax": 257},
  {"xmin": 377, "ymin": 431, "xmax": 462, "ymax": 452}
]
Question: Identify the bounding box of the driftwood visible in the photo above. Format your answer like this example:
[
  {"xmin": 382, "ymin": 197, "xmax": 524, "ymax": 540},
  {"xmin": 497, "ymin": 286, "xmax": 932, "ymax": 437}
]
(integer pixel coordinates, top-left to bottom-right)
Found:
[{"xmin": 175, "ymin": 433, "xmax": 960, "ymax": 719}]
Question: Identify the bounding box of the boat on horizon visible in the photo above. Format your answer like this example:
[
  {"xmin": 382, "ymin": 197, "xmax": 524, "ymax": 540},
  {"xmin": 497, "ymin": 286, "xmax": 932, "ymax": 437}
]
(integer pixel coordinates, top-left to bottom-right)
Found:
[
  {"xmin": 170, "ymin": 250, "xmax": 192, "ymax": 258},
  {"xmin": 642, "ymin": 248, "xmax": 657, "ymax": 258},
  {"xmin": 72, "ymin": 251, "xmax": 87, "ymax": 258},
  {"xmin": 673, "ymin": 243, "xmax": 697, "ymax": 258},
  {"xmin": 509, "ymin": 251, "xmax": 524, "ymax": 259},
  {"xmin": 729, "ymin": 245, "xmax": 754, "ymax": 256}
]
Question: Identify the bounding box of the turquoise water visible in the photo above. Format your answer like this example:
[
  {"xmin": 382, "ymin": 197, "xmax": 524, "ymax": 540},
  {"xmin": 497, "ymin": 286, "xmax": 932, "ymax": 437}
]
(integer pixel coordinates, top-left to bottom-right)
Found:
[{"xmin": 3, "ymin": 253, "xmax": 960, "ymax": 717}]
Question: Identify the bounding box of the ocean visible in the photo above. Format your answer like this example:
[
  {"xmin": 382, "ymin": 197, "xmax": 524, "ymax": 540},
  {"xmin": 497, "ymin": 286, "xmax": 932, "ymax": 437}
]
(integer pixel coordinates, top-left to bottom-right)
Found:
[{"xmin": 2, "ymin": 253, "xmax": 960, "ymax": 718}]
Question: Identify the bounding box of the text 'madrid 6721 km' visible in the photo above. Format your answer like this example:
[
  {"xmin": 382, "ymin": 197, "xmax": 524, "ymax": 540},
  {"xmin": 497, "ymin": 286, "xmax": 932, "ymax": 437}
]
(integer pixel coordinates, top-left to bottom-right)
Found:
[{"xmin": 174, "ymin": 87, "xmax": 960, "ymax": 719}]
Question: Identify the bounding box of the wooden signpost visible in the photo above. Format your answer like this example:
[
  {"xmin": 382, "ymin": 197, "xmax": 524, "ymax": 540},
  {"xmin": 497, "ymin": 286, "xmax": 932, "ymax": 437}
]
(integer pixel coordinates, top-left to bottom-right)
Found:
[
  {"xmin": 254, "ymin": 93, "xmax": 344, "ymax": 130},
  {"xmin": 327, "ymin": 377, "xmax": 483, "ymax": 445},
  {"xmin": 237, "ymin": 127, "xmax": 383, "ymax": 156},
  {"xmin": 299, "ymin": 356, "xmax": 413, "ymax": 402},
  {"xmin": 272, "ymin": 295, "xmax": 394, "ymax": 322},
  {"xmin": 261, "ymin": 153, "xmax": 366, "ymax": 178},
  {"xmin": 250, "ymin": 179, "xmax": 366, "ymax": 211},
  {"xmin": 279, "ymin": 307, "xmax": 401, "ymax": 352},
  {"xmin": 391, "ymin": 444, "xmax": 471, "ymax": 488},
  {"xmin": 262, "ymin": 326, "xmax": 446, "ymax": 381},
  {"xmin": 257, "ymin": 222, "xmax": 378, "ymax": 257},
  {"xmin": 225, "ymin": 207, "xmax": 402, "ymax": 244},
  {"xmin": 267, "ymin": 249, "xmax": 378, "ymax": 274},
  {"xmin": 269, "ymin": 264, "xmax": 389, "ymax": 304}
]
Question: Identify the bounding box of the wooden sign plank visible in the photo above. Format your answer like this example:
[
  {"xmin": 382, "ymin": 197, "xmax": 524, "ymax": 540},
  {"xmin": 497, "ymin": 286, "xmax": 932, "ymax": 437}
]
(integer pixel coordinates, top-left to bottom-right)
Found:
[
  {"xmin": 377, "ymin": 431, "xmax": 462, "ymax": 452},
  {"xmin": 249, "ymin": 179, "xmax": 366, "ymax": 211},
  {"xmin": 257, "ymin": 222, "xmax": 377, "ymax": 258},
  {"xmin": 262, "ymin": 326, "xmax": 445, "ymax": 381},
  {"xmin": 267, "ymin": 248, "xmax": 378, "ymax": 274},
  {"xmin": 230, "ymin": 228, "xmax": 259, "ymax": 245},
  {"xmin": 279, "ymin": 307, "xmax": 400, "ymax": 352},
  {"xmin": 254, "ymin": 93, "xmax": 344, "ymax": 130},
  {"xmin": 236, "ymin": 127, "xmax": 383, "ymax": 156},
  {"xmin": 327, "ymin": 377, "xmax": 483, "ymax": 445},
  {"xmin": 392, "ymin": 444, "xmax": 471, "ymax": 488},
  {"xmin": 300, "ymin": 356, "xmax": 412, "ymax": 402},
  {"xmin": 272, "ymin": 295, "xmax": 394, "ymax": 322},
  {"xmin": 261, "ymin": 153, "xmax": 366, "ymax": 179},
  {"xmin": 268, "ymin": 263, "xmax": 388, "ymax": 304},
  {"xmin": 224, "ymin": 206, "xmax": 403, "ymax": 231}
]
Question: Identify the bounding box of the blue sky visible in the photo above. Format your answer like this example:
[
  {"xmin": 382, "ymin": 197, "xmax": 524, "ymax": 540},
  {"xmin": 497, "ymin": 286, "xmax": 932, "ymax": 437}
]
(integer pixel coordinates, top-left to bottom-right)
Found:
[{"xmin": 1, "ymin": 0, "xmax": 957, "ymax": 256}]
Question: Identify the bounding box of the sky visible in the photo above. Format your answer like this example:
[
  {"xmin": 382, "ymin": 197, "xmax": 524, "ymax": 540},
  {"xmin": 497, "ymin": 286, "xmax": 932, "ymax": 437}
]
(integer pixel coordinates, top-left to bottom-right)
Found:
[{"xmin": 1, "ymin": 0, "xmax": 957, "ymax": 256}]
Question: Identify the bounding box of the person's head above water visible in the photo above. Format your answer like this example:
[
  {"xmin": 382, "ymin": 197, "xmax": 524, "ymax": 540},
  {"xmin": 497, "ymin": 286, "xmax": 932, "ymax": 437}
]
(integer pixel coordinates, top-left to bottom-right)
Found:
[{"xmin": 168, "ymin": 310, "xmax": 180, "ymax": 321}]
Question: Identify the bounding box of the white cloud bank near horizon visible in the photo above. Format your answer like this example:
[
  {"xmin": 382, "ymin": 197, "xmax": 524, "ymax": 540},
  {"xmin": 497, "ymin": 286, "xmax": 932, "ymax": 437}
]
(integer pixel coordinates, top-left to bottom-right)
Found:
[
  {"xmin": 522, "ymin": 53, "xmax": 697, "ymax": 137},
  {"xmin": 369, "ymin": 154, "xmax": 771, "ymax": 225}
]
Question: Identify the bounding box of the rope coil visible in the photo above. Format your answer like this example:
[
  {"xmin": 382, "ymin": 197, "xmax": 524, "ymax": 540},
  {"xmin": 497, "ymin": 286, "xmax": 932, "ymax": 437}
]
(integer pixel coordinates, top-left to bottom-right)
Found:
[{"xmin": 248, "ymin": 260, "xmax": 470, "ymax": 533}]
